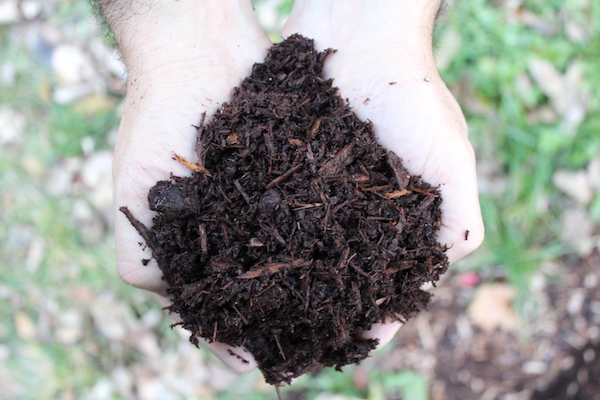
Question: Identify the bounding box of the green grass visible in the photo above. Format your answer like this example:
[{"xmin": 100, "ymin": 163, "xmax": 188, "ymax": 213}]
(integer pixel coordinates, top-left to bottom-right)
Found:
[{"xmin": 437, "ymin": 0, "xmax": 600, "ymax": 288}]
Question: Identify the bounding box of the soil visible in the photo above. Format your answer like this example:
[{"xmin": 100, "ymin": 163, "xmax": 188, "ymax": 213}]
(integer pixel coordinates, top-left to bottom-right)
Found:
[{"xmin": 120, "ymin": 34, "xmax": 448, "ymax": 385}]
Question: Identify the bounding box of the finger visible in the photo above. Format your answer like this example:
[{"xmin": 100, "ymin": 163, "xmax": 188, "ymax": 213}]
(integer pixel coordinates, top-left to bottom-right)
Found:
[
  {"xmin": 199, "ymin": 339, "xmax": 258, "ymax": 373},
  {"xmin": 153, "ymin": 294, "xmax": 258, "ymax": 373},
  {"xmin": 369, "ymin": 86, "xmax": 484, "ymax": 264},
  {"xmin": 426, "ymin": 140, "xmax": 485, "ymax": 263},
  {"xmin": 436, "ymin": 180, "xmax": 485, "ymax": 264},
  {"xmin": 362, "ymin": 317, "xmax": 403, "ymax": 351},
  {"xmin": 115, "ymin": 204, "xmax": 170, "ymax": 295},
  {"xmin": 113, "ymin": 126, "xmax": 198, "ymax": 296}
]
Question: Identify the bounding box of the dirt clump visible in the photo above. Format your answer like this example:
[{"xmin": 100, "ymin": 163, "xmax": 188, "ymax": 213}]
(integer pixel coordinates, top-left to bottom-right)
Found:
[{"xmin": 120, "ymin": 34, "xmax": 448, "ymax": 385}]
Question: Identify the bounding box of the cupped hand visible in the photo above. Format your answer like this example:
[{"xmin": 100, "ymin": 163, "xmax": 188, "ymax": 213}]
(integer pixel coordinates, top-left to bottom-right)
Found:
[
  {"xmin": 283, "ymin": 0, "xmax": 485, "ymax": 348},
  {"xmin": 111, "ymin": 1, "xmax": 272, "ymax": 372}
]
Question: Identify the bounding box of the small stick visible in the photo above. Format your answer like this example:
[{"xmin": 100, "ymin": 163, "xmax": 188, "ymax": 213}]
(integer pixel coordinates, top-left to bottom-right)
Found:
[
  {"xmin": 337, "ymin": 247, "xmax": 351, "ymax": 270},
  {"xmin": 350, "ymin": 258, "xmax": 370, "ymax": 279},
  {"xmin": 267, "ymin": 164, "xmax": 303, "ymax": 189},
  {"xmin": 309, "ymin": 118, "xmax": 322, "ymax": 136},
  {"xmin": 410, "ymin": 186, "xmax": 439, "ymax": 196},
  {"xmin": 216, "ymin": 184, "xmax": 232, "ymax": 203},
  {"xmin": 199, "ymin": 224, "xmax": 208, "ymax": 254},
  {"xmin": 384, "ymin": 189, "xmax": 412, "ymax": 199},
  {"xmin": 358, "ymin": 184, "xmax": 392, "ymax": 192},
  {"xmin": 274, "ymin": 335, "xmax": 286, "ymax": 360},
  {"xmin": 232, "ymin": 305, "xmax": 248, "ymax": 325},
  {"xmin": 234, "ymin": 180, "xmax": 251, "ymax": 204},
  {"xmin": 119, "ymin": 207, "xmax": 157, "ymax": 249},
  {"xmin": 318, "ymin": 142, "xmax": 355, "ymax": 177},
  {"xmin": 275, "ymin": 386, "xmax": 283, "ymax": 400},
  {"xmin": 173, "ymin": 153, "xmax": 211, "ymax": 176}
]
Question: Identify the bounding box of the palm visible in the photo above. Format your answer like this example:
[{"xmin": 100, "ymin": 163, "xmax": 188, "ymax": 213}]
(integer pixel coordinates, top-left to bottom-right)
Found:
[
  {"xmin": 282, "ymin": 9, "xmax": 484, "ymax": 347},
  {"xmin": 322, "ymin": 50, "xmax": 483, "ymax": 262},
  {"xmin": 113, "ymin": 31, "xmax": 272, "ymax": 371}
]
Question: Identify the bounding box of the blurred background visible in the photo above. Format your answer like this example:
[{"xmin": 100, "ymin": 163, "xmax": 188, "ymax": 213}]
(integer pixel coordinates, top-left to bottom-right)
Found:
[{"xmin": 0, "ymin": 0, "xmax": 598, "ymax": 399}]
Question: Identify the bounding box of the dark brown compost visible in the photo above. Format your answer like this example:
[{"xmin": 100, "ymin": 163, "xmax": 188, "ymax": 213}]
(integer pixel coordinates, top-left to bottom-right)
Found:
[{"xmin": 120, "ymin": 34, "xmax": 449, "ymax": 385}]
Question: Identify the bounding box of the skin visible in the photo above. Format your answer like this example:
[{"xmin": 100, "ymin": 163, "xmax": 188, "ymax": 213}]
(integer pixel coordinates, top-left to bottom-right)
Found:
[
  {"xmin": 281, "ymin": 0, "xmax": 484, "ymax": 345},
  {"xmin": 98, "ymin": 0, "xmax": 484, "ymax": 374}
]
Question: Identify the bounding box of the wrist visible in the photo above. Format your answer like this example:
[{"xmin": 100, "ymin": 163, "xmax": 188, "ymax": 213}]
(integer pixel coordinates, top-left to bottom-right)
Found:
[
  {"xmin": 103, "ymin": 0, "xmax": 259, "ymax": 77},
  {"xmin": 286, "ymin": 0, "xmax": 441, "ymax": 47}
]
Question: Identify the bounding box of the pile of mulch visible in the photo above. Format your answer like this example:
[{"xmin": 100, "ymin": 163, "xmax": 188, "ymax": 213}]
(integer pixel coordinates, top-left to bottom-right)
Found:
[{"xmin": 120, "ymin": 34, "xmax": 448, "ymax": 385}]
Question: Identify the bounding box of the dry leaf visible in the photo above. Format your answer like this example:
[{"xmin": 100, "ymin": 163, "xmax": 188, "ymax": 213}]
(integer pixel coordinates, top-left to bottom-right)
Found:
[
  {"xmin": 552, "ymin": 169, "xmax": 594, "ymax": 205},
  {"xmin": 468, "ymin": 283, "xmax": 519, "ymax": 333},
  {"xmin": 528, "ymin": 59, "xmax": 568, "ymax": 114},
  {"xmin": 528, "ymin": 59, "xmax": 589, "ymax": 135}
]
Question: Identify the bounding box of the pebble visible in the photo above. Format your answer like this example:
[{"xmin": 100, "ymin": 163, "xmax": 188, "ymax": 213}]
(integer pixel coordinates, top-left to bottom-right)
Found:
[
  {"xmin": 523, "ymin": 361, "xmax": 548, "ymax": 375},
  {"xmin": 584, "ymin": 273, "xmax": 598, "ymax": 289},
  {"xmin": 566, "ymin": 289, "xmax": 586, "ymax": 315}
]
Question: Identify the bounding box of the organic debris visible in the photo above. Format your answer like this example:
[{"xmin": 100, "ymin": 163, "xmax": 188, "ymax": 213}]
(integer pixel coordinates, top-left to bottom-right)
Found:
[{"xmin": 121, "ymin": 34, "xmax": 448, "ymax": 385}]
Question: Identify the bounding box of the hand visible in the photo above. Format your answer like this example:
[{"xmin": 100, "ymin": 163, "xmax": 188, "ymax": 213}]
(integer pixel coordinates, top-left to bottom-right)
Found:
[
  {"xmin": 282, "ymin": 0, "xmax": 485, "ymax": 347},
  {"xmin": 110, "ymin": 0, "xmax": 272, "ymax": 372}
]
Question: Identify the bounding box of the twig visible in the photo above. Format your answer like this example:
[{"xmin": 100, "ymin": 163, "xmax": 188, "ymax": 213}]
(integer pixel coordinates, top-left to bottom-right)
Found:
[
  {"xmin": 267, "ymin": 164, "xmax": 303, "ymax": 189},
  {"xmin": 234, "ymin": 179, "xmax": 251, "ymax": 204},
  {"xmin": 173, "ymin": 153, "xmax": 211, "ymax": 176}
]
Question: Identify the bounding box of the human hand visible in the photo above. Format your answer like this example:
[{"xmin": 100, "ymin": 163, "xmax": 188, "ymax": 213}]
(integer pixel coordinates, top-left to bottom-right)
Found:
[
  {"xmin": 110, "ymin": 0, "xmax": 272, "ymax": 372},
  {"xmin": 282, "ymin": 0, "xmax": 485, "ymax": 347}
]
